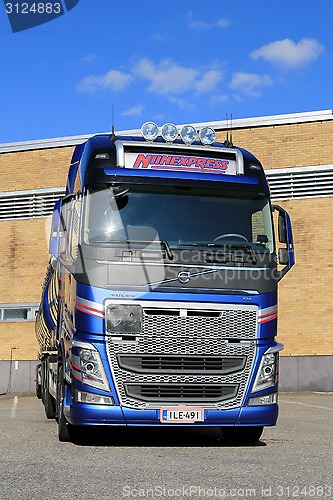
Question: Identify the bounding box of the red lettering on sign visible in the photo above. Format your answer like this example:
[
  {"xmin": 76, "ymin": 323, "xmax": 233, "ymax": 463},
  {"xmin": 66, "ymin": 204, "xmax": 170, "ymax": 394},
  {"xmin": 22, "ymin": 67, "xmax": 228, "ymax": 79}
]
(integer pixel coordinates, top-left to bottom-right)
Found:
[
  {"xmin": 133, "ymin": 154, "xmax": 151, "ymax": 168},
  {"xmin": 132, "ymin": 153, "xmax": 230, "ymax": 172},
  {"xmin": 205, "ymin": 159, "xmax": 216, "ymax": 168},
  {"xmin": 187, "ymin": 157, "xmax": 197, "ymax": 166},
  {"xmin": 196, "ymin": 158, "xmax": 206, "ymax": 168},
  {"xmin": 178, "ymin": 157, "xmax": 188, "ymax": 166},
  {"xmin": 170, "ymin": 156, "xmax": 180, "ymax": 165},
  {"xmin": 159, "ymin": 155, "xmax": 172, "ymax": 165}
]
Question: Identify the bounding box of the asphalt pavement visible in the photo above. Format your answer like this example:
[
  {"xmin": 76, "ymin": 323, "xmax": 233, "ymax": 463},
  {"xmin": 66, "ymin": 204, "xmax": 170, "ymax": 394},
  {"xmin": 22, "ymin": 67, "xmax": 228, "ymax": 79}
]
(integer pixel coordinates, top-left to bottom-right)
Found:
[{"xmin": 0, "ymin": 392, "xmax": 332, "ymax": 500}]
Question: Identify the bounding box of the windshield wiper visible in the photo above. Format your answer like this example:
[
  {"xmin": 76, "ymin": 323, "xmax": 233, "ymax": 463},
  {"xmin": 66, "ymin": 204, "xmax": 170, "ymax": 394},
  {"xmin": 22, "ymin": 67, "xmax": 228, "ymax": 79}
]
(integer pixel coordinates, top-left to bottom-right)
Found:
[
  {"xmin": 178, "ymin": 241, "xmax": 257, "ymax": 264},
  {"xmin": 106, "ymin": 239, "xmax": 174, "ymax": 260}
]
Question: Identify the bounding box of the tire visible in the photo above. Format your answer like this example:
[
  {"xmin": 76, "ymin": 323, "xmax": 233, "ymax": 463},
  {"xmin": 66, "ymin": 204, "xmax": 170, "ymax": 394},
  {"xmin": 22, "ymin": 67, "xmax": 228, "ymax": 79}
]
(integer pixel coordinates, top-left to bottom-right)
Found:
[
  {"xmin": 56, "ymin": 364, "xmax": 73, "ymax": 442},
  {"xmin": 36, "ymin": 383, "xmax": 42, "ymax": 400},
  {"xmin": 221, "ymin": 426, "xmax": 263, "ymax": 445},
  {"xmin": 44, "ymin": 359, "xmax": 56, "ymax": 419},
  {"xmin": 36, "ymin": 365, "xmax": 42, "ymax": 399},
  {"xmin": 41, "ymin": 361, "xmax": 46, "ymax": 405},
  {"xmin": 44, "ymin": 388, "xmax": 56, "ymax": 419}
]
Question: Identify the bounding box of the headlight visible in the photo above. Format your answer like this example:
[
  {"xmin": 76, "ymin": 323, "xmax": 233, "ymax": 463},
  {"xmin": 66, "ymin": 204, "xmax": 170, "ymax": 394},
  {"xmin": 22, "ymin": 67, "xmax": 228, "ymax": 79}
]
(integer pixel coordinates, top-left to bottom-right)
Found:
[
  {"xmin": 141, "ymin": 121, "xmax": 159, "ymax": 141},
  {"xmin": 78, "ymin": 346, "xmax": 110, "ymax": 391},
  {"xmin": 251, "ymin": 343, "xmax": 283, "ymax": 392},
  {"xmin": 199, "ymin": 127, "xmax": 216, "ymax": 145},
  {"xmin": 161, "ymin": 123, "xmax": 178, "ymax": 142},
  {"xmin": 106, "ymin": 304, "xmax": 142, "ymax": 334},
  {"xmin": 180, "ymin": 125, "xmax": 197, "ymax": 145}
]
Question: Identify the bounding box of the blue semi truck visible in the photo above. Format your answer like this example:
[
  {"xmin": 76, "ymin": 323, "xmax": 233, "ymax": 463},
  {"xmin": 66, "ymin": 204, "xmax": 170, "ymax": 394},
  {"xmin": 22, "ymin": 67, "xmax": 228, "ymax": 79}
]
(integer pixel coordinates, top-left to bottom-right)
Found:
[{"xmin": 35, "ymin": 122, "xmax": 294, "ymax": 443}]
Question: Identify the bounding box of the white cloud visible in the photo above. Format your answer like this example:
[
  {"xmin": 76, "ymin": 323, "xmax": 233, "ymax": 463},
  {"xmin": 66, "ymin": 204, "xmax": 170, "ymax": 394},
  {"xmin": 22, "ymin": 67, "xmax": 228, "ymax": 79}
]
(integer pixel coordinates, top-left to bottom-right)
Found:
[
  {"xmin": 251, "ymin": 38, "xmax": 324, "ymax": 69},
  {"xmin": 121, "ymin": 105, "xmax": 143, "ymax": 116},
  {"xmin": 168, "ymin": 96, "xmax": 196, "ymax": 112},
  {"xmin": 186, "ymin": 10, "xmax": 229, "ymax": 29},
  {"xmin": 150, "ymin": 33, "xmax": 173, "ymax": 42},
  {"xmin": 77, "ymin": 58, "xmax": 223, "ymax": 102},
  {"xmin": 77, "ymin": 70, "xmax": 133, "ymax": 93},
  {"xmin": 133, "ymin": 58, "xmax": 223, "ymax": 95},
  {"xmin": 211, "ymin": 94, "xmax": 229, "ymax": 106},
  {"xmin": 195, "ymin": 70, "xmax": 224, "ymax": 93},
  {"xmin": 229, "ymin": 72, "xmax": 273, "ymax": 97},
  {"xmin": 82, "ymin": 54, "xmax": 96, "ymax": 63}
]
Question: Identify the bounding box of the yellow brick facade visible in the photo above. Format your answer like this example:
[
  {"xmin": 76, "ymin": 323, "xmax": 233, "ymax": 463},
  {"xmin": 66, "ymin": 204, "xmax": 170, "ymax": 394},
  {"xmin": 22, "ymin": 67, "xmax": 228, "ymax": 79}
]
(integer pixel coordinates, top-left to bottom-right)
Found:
[{"xmin": 0, "ymin": 115, "xmax": 333, "ymax": 360}]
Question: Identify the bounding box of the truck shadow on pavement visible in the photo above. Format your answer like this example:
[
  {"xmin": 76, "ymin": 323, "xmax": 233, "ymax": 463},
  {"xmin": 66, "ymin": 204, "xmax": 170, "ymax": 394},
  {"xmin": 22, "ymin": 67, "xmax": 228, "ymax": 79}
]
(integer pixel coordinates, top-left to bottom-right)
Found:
[{"xmin": 70, "ymin": 426, "xmax": 267, "ymax": 448}]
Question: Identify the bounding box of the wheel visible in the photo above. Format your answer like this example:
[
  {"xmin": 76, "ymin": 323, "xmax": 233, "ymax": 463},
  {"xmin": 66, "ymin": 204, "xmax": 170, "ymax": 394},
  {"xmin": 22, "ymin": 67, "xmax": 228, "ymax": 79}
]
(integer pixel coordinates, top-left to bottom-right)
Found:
[
  {"xmin": 44, "ymin": 360, "xmax": 56, "ymax": 419},
  {"xmin": 221, "ymin": 426, "xmax": 263, "ymax": 445},
  {"xmin": 214, "ymin": 233, "xmax": 248, "ymax": 242},
  {"xmin": 56, "ymin": 364, "xmax": 73, "ymax": 442},
  {"xmin": 35, "ymin": 365, "xmax": 42, "ymax": 399},
  {"xmin": 36, "ymin": 384, "xmax": 42, "ymax": 400},
  {"xmin": 44, "ymin": 387, "xmax": 56, "ymax": 419}
]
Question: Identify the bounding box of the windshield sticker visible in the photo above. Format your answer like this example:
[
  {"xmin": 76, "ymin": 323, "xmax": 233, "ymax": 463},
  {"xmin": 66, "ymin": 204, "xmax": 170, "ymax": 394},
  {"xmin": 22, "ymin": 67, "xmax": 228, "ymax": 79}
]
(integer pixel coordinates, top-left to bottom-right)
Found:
[{"xmin": 130, "ymin": 153, "xmax": 233, "ymax": 174}]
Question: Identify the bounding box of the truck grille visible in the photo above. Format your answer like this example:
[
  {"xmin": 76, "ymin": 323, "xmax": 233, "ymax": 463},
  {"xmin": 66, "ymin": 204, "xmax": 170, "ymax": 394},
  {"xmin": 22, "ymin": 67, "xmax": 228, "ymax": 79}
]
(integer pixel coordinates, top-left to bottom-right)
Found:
[
  {"xmin": 106, "ymin": 300, "xmax": 257, "ymax": 410},
  {"xmin": 118, "ymin": 355, "xmax": 246, "ymax": 375},
  {"xmin": 125, "ymin": 383, "xmax": 239, "ymax": 402},
  {"xmin": 143, "ymin": 307, "xmax": 257, "ymax": 340}
]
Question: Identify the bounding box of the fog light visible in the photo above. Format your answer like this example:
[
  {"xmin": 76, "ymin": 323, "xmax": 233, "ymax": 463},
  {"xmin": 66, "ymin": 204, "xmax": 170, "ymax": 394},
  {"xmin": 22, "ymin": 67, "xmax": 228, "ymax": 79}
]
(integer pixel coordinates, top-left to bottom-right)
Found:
[
  {"xmin": 199, "ymin": 127, "xmax": 216, "ymax": 145},
  {"xmin": 75, "ymin": 390, "xmax": 114, "ymax": 405},
  {"xmin": 161, "ymin": 123, "xmax": 178, "ymax": 142},
  {"xmin": 248, "ymin": 393, "xmax": 277, "ymax": 406},
  {"xmin": 141, "ymin": 122, "xmax": 159, "ymax": 141},
  {"xmin": 180, "ymin": 125, "xmax": 197, "ymax": 144}
]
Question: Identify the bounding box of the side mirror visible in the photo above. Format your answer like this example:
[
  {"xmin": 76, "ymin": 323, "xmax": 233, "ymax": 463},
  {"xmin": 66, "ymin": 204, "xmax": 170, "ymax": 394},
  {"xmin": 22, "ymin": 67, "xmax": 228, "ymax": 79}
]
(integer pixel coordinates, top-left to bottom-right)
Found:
[
  {"xmin": 49, "ymin": 198, "xmax": 62, "ymax": 258},
  {"xmin": 278, "ymin": 212, "xmax": 287, "ymax": 244},
  {"xmin": 49, "ymin": 197, "xmax": 71, "ymax": 259},
  {"xmin": 278, "ymin": 247, "xmax": 288, "ymax": 266},
  {"xmin": 273, "ymin": 204, "xmax": 295, "ymax": 279}
]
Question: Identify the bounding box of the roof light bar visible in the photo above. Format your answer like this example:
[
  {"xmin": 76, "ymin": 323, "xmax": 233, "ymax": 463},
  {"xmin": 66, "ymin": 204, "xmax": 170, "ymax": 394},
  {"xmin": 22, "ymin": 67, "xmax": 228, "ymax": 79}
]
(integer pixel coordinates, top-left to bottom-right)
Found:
[{"xmin": 140, "ymin": 122, "xmax": 216, "ymax": 146}]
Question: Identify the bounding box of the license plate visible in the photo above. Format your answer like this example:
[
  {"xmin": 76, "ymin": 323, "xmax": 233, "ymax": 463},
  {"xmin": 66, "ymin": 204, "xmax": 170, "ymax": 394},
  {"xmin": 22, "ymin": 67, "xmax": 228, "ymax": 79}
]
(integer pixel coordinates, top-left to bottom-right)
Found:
[{"xmin": 160, "ymin": 407, "xmax": 205, "ymax": 423}]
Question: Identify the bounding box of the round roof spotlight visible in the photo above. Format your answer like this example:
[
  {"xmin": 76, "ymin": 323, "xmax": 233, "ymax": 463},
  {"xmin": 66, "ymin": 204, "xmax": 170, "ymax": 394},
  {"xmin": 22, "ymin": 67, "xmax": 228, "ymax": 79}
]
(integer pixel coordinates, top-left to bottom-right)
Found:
[
  {"xmin": 141, "ymin": 122, "xmax": 159, "ymax": 142},
  {"xmin": 161, "ymin": 123, "xmax": 178, "ymax": 143},
  {"xmin": 180, "ymin": 125, "xmax": 197, "ymax": 145},
  {"xmin": 199, "ymin": 127, "xmax": 216, "ymax": 146}
]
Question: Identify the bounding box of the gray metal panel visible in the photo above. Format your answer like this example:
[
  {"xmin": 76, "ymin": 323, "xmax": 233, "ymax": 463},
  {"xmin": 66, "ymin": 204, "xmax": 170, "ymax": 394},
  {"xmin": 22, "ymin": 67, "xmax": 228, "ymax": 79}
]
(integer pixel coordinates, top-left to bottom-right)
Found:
[
  {"xmin": 280, "ymin": 356, "xmax": 333, "ymax": 392},
  {"xmin": 0, "ymin": 361, "xmax": 37, "ymax": 394}
]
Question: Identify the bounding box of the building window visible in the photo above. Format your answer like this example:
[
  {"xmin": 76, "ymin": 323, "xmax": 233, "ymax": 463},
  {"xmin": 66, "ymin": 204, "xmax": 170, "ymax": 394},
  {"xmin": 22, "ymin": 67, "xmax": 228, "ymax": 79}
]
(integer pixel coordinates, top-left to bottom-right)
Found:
[{"xmin": 0, "ymin": 304, "xmax": 39, "ymax": 322}]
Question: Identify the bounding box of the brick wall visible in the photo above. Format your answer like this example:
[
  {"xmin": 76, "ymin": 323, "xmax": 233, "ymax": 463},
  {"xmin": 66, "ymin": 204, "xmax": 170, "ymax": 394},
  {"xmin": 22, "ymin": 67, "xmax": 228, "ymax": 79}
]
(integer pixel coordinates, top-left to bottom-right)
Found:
[
  {"xmin": 216, "ymin": 120, "xmax": 333, "ymax": 170},
  {"xmin": 0, "ymin": 147, "xmax": 72, "ymax": 191},
  {"xmin": 0, "ymin": 119, "xmax": 332, "ymax": 361},
  {"xmin": 0, "ymin": 219, "xmax": 50, "ymax": 360}
]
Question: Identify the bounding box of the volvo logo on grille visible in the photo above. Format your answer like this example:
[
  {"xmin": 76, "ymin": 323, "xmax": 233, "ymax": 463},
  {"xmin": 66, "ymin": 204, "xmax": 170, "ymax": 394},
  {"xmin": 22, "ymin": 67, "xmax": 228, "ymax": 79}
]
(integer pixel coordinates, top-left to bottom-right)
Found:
[{"xmin": 178, "ymin": 271, "xmax": 191, "ymax": 284}]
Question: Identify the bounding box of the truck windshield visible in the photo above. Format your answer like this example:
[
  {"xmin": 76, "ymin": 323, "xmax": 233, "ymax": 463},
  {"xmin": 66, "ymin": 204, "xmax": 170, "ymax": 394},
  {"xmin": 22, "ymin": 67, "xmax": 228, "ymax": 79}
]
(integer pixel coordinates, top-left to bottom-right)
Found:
[{"xmin": 83, "ymin": 184, "xmax": 274, "ymax": 253}]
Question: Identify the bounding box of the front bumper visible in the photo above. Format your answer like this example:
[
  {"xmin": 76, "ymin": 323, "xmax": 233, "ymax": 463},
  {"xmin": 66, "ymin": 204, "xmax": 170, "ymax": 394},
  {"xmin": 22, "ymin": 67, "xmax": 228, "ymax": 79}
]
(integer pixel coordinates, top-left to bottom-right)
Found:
[{"xmin": 64, "ymin": 400, "xmax": 278, "ymax": 427}]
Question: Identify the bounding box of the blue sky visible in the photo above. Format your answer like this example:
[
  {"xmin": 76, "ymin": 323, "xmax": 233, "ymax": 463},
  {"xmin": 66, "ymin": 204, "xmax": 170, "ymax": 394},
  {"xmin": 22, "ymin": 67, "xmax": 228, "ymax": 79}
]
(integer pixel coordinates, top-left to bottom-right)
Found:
[{"xmin": 1, "ymin": 0, "xmax": 333, "ymax": 143}]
